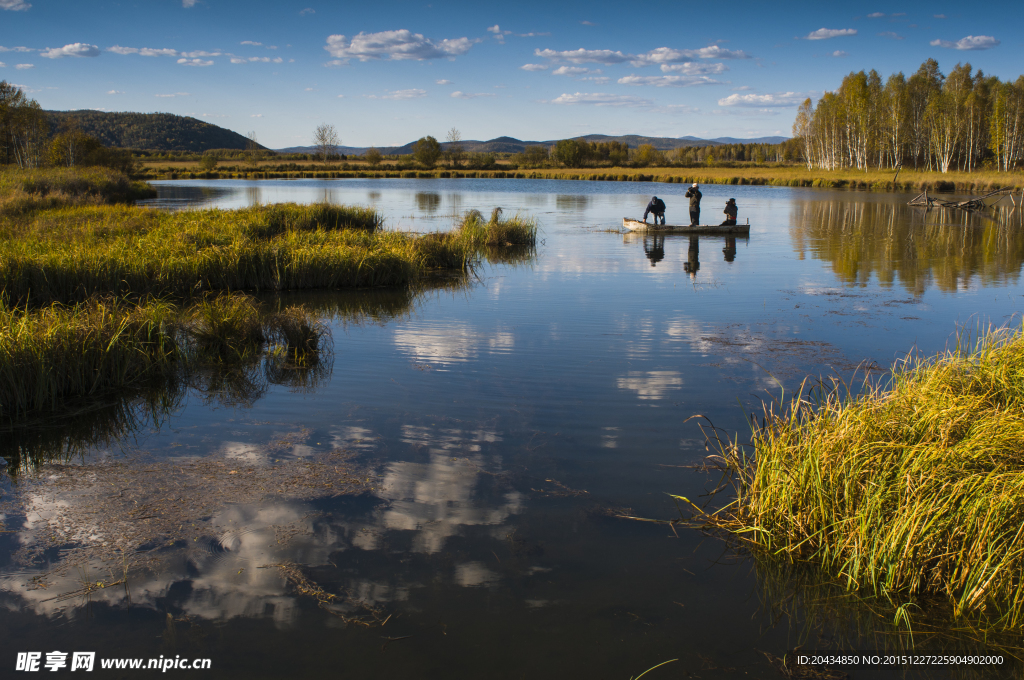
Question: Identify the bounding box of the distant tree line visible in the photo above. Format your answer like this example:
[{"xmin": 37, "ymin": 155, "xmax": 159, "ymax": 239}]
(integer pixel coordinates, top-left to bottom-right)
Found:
[{"xmin": 794, "ymin": 59, "xmax": 1024, "ymax": 173}]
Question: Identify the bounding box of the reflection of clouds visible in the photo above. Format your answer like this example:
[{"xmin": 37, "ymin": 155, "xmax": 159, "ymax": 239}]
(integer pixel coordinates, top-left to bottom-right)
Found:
[
  {"xmin": 600, "ymin": 426, "xmax": 620, "ymax": 448},
  {"xmin": 455, "ymin": 561, "xmax": 500, "ymax": 587},
  {"xmin": 330, "ymin": 426, "xmax": 379, "ymax": 451},
  {"xmin": 393, "ymin": 321, "xmax": 514, "ymax": 365},
  {"xmin": 617, "ymin": 371, "xmax": 683, "ymax": 400},
  {"xmin": 1, "ymin": 497, "xmax": 410, "ymax": 625},
  {"xmin": 378, "ymin": 425, "xmax": 522, "ymax": 553},
  {"xmin": 222, "ymin": 441, "xmax": 265, "ymax": 464}
]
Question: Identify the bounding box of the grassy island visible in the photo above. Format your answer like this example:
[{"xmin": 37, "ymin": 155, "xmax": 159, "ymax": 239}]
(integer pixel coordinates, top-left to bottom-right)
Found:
[{"xmin": 0, "ymin": 168, "xmax": 536, "ymax": 423}]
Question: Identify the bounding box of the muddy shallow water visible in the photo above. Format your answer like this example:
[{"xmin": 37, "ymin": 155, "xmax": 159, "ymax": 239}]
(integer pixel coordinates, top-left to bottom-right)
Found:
[{"xmin": 2, "ymin": 178, "xmax": 1023, "ymax": 678}]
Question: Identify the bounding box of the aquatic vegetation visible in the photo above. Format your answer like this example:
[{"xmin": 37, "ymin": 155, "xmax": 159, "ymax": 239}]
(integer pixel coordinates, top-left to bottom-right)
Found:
[
  {"xmin": 687, "ymin": 324, "xmax": 1024, "ymax": 632},
  {"xmin": 454, "ymin": 207, "xmax": 538, "ymax": 248},
  {"xmin": 0, "ymin": 202, "xmax": 427, "ymax": 307},
  {"xmin": 0, "ymin": 166, "xmax": 155, "ymax": 216},
  {"xmin": 0, "ymin": 293, "xmax": 329, "ymax": 422}
]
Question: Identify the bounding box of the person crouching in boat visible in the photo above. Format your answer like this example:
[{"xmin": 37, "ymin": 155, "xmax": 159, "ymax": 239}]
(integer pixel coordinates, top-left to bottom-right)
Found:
[
  {"xmin": 644, "ymin": 196, "xmax": 666, "ymax": 225},
  {"xmin": 721, "ymin": 198, "xmax": 738, "ymax": 226}
]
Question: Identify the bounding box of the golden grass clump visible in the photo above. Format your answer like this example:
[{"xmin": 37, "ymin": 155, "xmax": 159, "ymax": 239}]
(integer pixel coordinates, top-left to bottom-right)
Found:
[
  {"xmin": 0, "ymin": 297, "xmax": 179, "ymax": 420},
  {"xmin": 0, "ymin": 166, "xmax": 155, "ymax": 216},
  {"xmin": 455, "ymin": 207, "xmax": 538, "ymax": 247},
  {"xmin": 692, "ymin": 325, "xmax": 1024, "ymax": 630},
  {"xmin": 0, "ymin": 293, "xmax": 331, "ymax": 421}
]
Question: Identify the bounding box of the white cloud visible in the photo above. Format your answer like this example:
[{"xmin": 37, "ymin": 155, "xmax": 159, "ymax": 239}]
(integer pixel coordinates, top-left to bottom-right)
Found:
[
  {"xmin": 487, "ymin": 25, "xmax": 501, "ymax": 33},
  {"xmin": 878, "ymin": 31, "xmax": 904, "ymax": 39},
  {"xmin": 436, "ymin": 79, "xmax": 452, "ymax": 84},
  {"xmin": 0, "ymin": 62, "xmax": 5, "ymax": 67},
  {"xmin": 40, "ymin": 43, "xmax": 100, "ymax": 58},
  {"xmin": 618, "ymin": 74, "xmax": 722, "ymax": 87},
  {"xmin": 632, "ymin": 45, "xmax": 750, "ymax": 65},
  {"xmin": 718, "ymin": 91, "xmax": 809, "ymax": 107},
  {"xmin": 520, "ymin": 63, "xmax": 548, "ymax": 71},
  {"xmin": 659, "ymin": 61, "xmax": 727, "ymax": 74},
  {"xmin": 450, "ymin": 91, "xmax": 496, "ymax": 99},
  {"xmin": 230, "ymin": 57, "xmax": 246, "ymax": 64},
  {"xmin": 108, "ymin": 46, "xmax": 179, "ymax": 57},
  {"xmin": 832, "ymin": 50, "xmax": 848, "ymax": 57},
  {"xmin": 241, "ymin": 41, "xmax": 262, "ymax": 46},
  {"xmin": 300, "ymin": 7, "xmax": 314, "ymax": 14},
  {"xmin": 516, "ymin": 32, "xmax": 549, "ymax": 38},
  {"xmin": 657, "ymin": 103, "xmax": 699, "ymax": 115},
  {"xmin": 251, "ymin": 113, "xmax": 263, "ymax": 117},
  {"xmin": 368, "ymin": 88, "xmax": 428, "ymax": 100},
  {"xmin": 867, "ymin": 12, "xmax": 885, "ymax": 18},
  {"xmin": 181, "ymin": 50, "xmax": 221, "ymax": 58},
  {"xmin": 552, "ymin": 66, "xmax": 598, "ymax": 76},
  {"xmin": 0, "ymin": 0, "xmax": 31, "ymax": 9},
  {"xmin": 580, "ymin": 20, "xmax": 595, "ymax": 26},
  {"xmin": 930, "ymin": 35, "xmax": 1000, "ymax": 50},
  {"xmin": 178, "ymin": 58, "xmax": 213, "ymax": 66},
  {"xmin": 106, "ymin": 89, "xmax": 124, "ymax": 94},
  {"xmin": 304, "ymin": 87, "xmax": 317, "ymax": 91},
  {"xmin": 325, "ymin": 30, "xmax": 477, "ymax": 62},
  {"xmin": 0, "ymin": 46, "xmax": 34, "ymax": 52},
  {"xmin": 804, "ymin": 28, "xmax": 857, "ymax": 40},
  {"xmin": 534, "ymin": 48, "xmax": 630, "ymax": 64},
  {"xmin": 15, "ymin": 63, "xmax": 33, "ymax": 69},
  {"xmin": 550, "ymin": 92, "xmax": 653, "ymax": 107},
  {"xmin": 733, "ymin": 85, "xmax": 752, "ymax": 91},
  {"xmin": 182, "ymin": 0, "xmax": 197, "ymax": 7}
]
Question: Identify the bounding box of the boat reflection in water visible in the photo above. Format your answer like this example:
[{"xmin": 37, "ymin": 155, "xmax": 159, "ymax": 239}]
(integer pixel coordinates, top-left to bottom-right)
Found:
[{"xmin": 627, "ymin": 232, "xmax": 747, "ymax": 280}]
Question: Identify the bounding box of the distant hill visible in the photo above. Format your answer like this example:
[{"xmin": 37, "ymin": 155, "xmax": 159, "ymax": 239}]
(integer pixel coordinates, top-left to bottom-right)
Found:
[
  {"xmin": 276, "ymin": 134, "xmax": 789, "ymax": 156},
  {"xmin": 45, "ymin": 111, "xmax": 266, "ymax": 152}
]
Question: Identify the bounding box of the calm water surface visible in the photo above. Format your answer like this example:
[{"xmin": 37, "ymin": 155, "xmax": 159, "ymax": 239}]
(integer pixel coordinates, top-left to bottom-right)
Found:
[{"xmin": 2, "ymin": 178, "xmax": 1022, "ymax": 678}]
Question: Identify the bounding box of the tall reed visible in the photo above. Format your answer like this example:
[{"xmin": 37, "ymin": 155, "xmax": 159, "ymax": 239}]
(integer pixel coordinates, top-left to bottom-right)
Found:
[{"xmin": 690, "ymin": 325, "xmax": 1024, "ymax": 631}]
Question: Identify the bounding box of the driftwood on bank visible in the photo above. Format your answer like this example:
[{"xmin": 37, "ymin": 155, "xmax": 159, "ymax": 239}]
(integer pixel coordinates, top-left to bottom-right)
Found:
[{"xmin": 908, "ymin": 187, "xmax": 1020, "ymax": 211}]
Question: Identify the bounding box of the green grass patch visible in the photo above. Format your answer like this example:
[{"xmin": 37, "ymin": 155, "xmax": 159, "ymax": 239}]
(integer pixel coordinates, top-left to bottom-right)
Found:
[
  {"xmin": 0, "ymin": 293, "xmax": 331, "ymax": 422},
  {"xmin": 0, "ymin": 167, "xmax": 155, "ymax": 217},
  {"xmin": 689, "ymin": 325, "xmax": 1024, "ymax": 632}
]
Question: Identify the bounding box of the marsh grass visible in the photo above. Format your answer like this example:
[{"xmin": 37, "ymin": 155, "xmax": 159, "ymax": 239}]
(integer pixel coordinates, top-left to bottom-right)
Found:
[
  {"xmin": 0, "ymin": 167, "xmax": 155, "ymax": 216},
  {"xmin": 684, "ymin": 324, "xmax": 1024, "ymax": 632},
  {"xmin": 0, "ymin": 293, "xmax": 330, "ymax": 422},
  {"xmin": 0, "ymin": 202, "xmax": 420, "ymax": 307},
  {"xmin": 455, "ymin": 207, "xmax": 538, "ymax": 248}
]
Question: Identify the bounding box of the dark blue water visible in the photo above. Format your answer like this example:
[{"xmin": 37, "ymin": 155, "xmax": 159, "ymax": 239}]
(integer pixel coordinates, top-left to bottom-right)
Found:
[{"xmin": 2, "ymin": 179, "xmax": 1021, "ymax": 678}]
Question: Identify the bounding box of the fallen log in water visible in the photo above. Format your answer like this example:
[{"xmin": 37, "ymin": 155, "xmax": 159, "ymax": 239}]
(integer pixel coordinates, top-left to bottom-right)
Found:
[{"xmin": 908, "ymin": 187, "xmax": 1014, "ymax": 210}]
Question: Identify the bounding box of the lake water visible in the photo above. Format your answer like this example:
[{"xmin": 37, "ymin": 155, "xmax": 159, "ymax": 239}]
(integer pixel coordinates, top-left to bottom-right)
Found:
[{"xmin": 2, "ymin": 178, "xmax": 1022, "ymax": 678}]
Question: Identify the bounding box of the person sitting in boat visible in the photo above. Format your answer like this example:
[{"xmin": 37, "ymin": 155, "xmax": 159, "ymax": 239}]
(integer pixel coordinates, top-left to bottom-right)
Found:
[
  {"xmin": 721, "ymin": 198, "xmax": 738, "ymax": 226},
  {"xmin": 685, "ymin": 183, "xmax": 702, "ymax": 226},
  {"xmin": 643, "ymin": 196, "xmax": 666, "ymax": 225}
]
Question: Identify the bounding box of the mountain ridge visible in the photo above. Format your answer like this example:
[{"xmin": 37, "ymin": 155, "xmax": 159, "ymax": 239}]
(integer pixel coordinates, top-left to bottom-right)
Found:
[{"xmin": 276, "ymin": 134, "xmax": 789, "ymax": 156}]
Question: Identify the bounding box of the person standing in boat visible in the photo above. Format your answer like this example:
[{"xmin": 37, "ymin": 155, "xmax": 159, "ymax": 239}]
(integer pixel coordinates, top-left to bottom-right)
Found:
[
  {"xmin": 685, "ymin": 183, "xmax": 702, "ymax": 226},
  {"xmin": 643, "ymin": 195, "xmax": 666, "ymax": 225},
  {"xmin": 721, "ymin": 198, "xmax": 737, "ymax": 226}
]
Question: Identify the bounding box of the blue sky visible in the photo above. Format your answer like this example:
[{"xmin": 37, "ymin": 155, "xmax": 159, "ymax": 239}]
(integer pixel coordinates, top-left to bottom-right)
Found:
[{"xmin": 1, "ymin": 0, "xmax": 1020, "ymax": 148}]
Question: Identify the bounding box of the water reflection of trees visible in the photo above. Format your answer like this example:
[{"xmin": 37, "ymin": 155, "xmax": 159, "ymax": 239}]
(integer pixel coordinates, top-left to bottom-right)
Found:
[
  {"xmin": 416, "ymin": 192, "xmax": 441, "ymax": 213},
  {"xmin": 790, "ymin": 201, "xmax": 1024, "ymax": 295}
]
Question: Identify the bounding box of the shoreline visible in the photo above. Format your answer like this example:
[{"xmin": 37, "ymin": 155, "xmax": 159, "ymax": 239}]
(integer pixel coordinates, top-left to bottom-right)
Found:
[{"xmin": 137, "ymin": 165, "xmax": 1024, "ymax": 195}]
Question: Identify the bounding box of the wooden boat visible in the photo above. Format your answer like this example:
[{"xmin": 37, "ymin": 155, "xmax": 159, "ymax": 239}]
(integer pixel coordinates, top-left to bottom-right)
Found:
[{"xmin": 622, "ymin": 217, "xmax": 750, "ymax": 235}]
